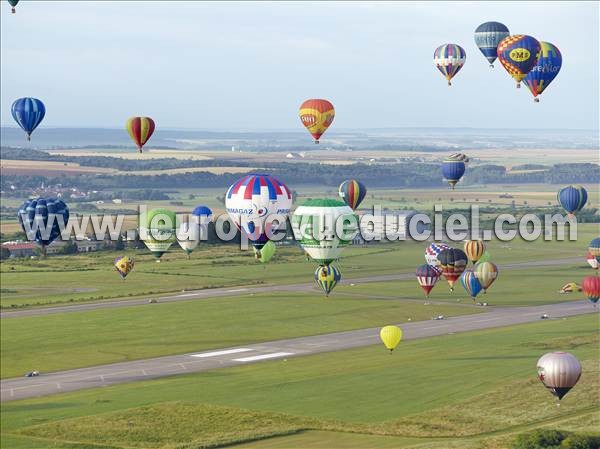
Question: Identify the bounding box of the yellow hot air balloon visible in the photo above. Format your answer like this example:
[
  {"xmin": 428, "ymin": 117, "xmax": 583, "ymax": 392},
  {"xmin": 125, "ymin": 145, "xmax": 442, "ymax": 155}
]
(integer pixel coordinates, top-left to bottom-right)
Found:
[
  {"xmin": 380, "ymin": 325, "xmax": 402, "ymax": 353},
  {"xmin": 464, "ymin": 240, "xmax": 485, "ymax": 264}
]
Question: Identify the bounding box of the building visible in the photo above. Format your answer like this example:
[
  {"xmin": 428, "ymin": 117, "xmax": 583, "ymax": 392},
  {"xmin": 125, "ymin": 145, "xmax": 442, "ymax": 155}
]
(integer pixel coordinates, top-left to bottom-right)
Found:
[
  {"xmin": 45, "ymin": 241, "xmax": 68, "ymax": 255},
  {"xmin": 75, "ymin": 239, "xmax": 104, "ymax": 252},
  {"xmin": 2, "ymin": 241, "xmax": 37, "ymax": 258}
]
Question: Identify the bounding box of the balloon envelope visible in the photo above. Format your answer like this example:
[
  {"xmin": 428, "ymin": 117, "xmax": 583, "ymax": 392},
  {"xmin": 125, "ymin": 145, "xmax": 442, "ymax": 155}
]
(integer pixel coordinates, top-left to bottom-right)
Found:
[
  {"xmin": 177, "ymin": 221, "xmax": 199, "ymax": 255},
  {"xmin": 557, "ymin": 185, "xmax": 587, "ymax": 216},
  {"xmin": 441, "ymin": 159, "xmax": 466, "ymax": 189},
  {"xmin": 497, "ymin": 35, "xmax": 541, "ymax": 86},
  {"xmin": 474, "ymin": 21, "xmax": 510, "ymax": 66},
  {"xmin": 589, "ymin": 238, "xmax": 600, "ymax": 259},
  {"xmin": 299, "ymin": 99, "xmax": 335, "ymax": 142},
  {"xmin": 537, "ymin": 352, "xmax": 581, "ymax": 400},
  {"xmin": 433, "ymin": 44, "xmax": 466, "ymax": 85},
  {"xmin": 18, "ymin": 197, "xmax": 69, "ymax": 248},
  {"xmin": 126, "ymin": 116, "xmax": 155, "ymax": 153},
  {"xmin": 437, "ymin": 248, "xmax": 468, "ymax": 290},
  {"xmin": 258, "ymin": 240, "xmax": 276, "ymax": 263},
  {"xmin": 114, "ymin": 256, "xmax": 134, "ymax": 279},
  {"xmin": 524, "ymin": 42, "xmax": 562, "ymax": 102},
  {"xmin": 582, "ymin": 276, "xmax": 600, "ymax": 304},
  {"xmin": 314, "ymin": 264, "xmax": 341, "ymax": 296},
  {"xmin": 339, "ymin": 179, "xmax": 367, "ymax": 210},
  {"xmin": 461, "ymin": 269, "xmax": 483, "ymax": 300},
  {"xmin": 586, "ymin": 252, "xmax": 599, "ymax": 270},
  {"xmin": 140, "ymin": 208, "xmax": 176, "ymax": 259},
  {"xmin": 464, "ymin": 240, "xmax": 485, "ymax": 264},
  {"xmin": 425, "ymin": 242, "xmax": 450, "ymax": 267},
  {"xmin": 380, "ymin": 325, "xmax": 402, "ymax": 352},
  {"xmin": 11, "ymin": 98, "xmax": 45, "ymax": 140},
  {"xmin": 416, "ymin": 264, "xmax": 441, "ymax": 298},
  {"xmin": 474, "ymin": 261, "xmax": 499, "ymax": 291}
]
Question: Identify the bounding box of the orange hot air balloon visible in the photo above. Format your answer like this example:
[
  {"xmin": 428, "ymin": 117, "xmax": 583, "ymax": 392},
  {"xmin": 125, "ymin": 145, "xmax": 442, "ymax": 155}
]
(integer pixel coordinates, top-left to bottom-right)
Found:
[
  {"xmin": 126, "ymin": 116, "xmax": 155, "ymax": 153},
  {"xmin": 299, "ymin": 99, "xmax": 335, "ymax": 143}
]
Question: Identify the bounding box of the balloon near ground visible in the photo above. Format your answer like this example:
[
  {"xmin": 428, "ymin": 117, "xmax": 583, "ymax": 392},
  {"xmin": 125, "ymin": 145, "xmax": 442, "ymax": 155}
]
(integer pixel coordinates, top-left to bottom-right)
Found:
[
  {"xmin": 11, "ymin": 97, "xmax": 45, "ymax": 141},
  {"xmin": 557, "ymin": 185, "xmax": 587, "ymax": 217},
  {"xmin": 433, "ymin": 43, "xmax": 466, "ymax": 86},
  {"xmin": 497, "ymin": 35, "xmax": 541, "ymax": 88},
  {"xmin": 425, "ymin": 242, "xmax": 450, "ymax": 267},
  {"xmin": 177, "ymin": 221, "xmax": 199, "ymax": 258},
  {"xmin": 524, "ymin": 41, "xmax": 562, "ymax": 102},
  {"xmin": 380, "ymin": 325, "xmax": 402, "ymax": 353},
  {"xmin": 589, "ymin": 238, "xmax": 600, "ymax": 260},
  {"xmin": 299, "ymin": 99, "xmax": 335, "ymax": 143},
  {"xmin": 464, "ymin": 240, "xmax": 485, "ymax": 264},
  {"xmin": 416, "ymin": 264, "xmax": 441, "ymax": 298},
  {"xmin": 437, "ymin": 248, "xmax": 468, "ymax": 291},
  {"xmin": 139, "ymin": 208, "xmax": 177, "ymax": 260},
  {"xmin": 338, "ymin": 179, "xmax": 367, "ymax": 211},
  {"xmin": 17, "ymin": 197, "xmax": 69, "ymax": 257},
  {"xmin": 126, "ymin": 116, "xmax": 155, "ymax": 153},
  {"xmin": 114, "ymin": 256, "xmax": 134, "ymax": 279},
  {"xmin": 258, "ymin": 240, "xmax": 276, "ymax": 263},
  {"xmin": 441, "ymin": 154, "xmax": 467, "ymax": 189},
  {"xmin": 582, "ymin": 276, "xmax": 600, "ymax": 305},
  {"xmin": 226, "ymin": 174, "xmax": 292, "ymax": 251},
  {"xmin": 474, "ymin": 21, "xmax": 510, "ymax": 67},
  {"xmin": 474, "ymin": 261, "xmax": 499, "ymax": 292},
  {"xmin": 314, "ymin": 264, "xmax": 341, "ymax": 297},
  {"xmin": 461, "ymin": 269, "xmax": 483, "ymax": 301},
  {"xmin": 536, "ymin": 352, "xmax": 581, "ymax": 401},
  {"xmin": 292, "ymin": 199, "xmax": 358, "ymax": 266},
  {"xmin": 586, "ymin": 252, "xmax": 599, "ymax": 270}
]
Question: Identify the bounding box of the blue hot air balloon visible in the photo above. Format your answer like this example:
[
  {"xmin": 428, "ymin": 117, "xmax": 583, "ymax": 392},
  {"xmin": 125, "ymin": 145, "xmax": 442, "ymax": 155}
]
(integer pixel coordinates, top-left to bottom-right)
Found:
[
  {"xmin": 441, "ymin": 155, "xmax": 467, "ymax": 189},
  {"xmin": 11, "ymin": 97, "xmax": 46, "ymax": 141},
  {"xmin": 461, "ymin": 270, "xmax": 483, "ymax": 301},
  {"xmin": 18, "ymin": 197, "xmax": 70, "ymax": 256},
  {"xmin": 557, "ymin": 185, "xmax": 588, "ymax": 217},
  {"xmin": 474, "ymin": 21, "xmax": 510, "ymax": 68},
  {"xmin": 192, "ymin": 205, "xmax": 213, "ymax": 219},
  {"xmin": 524, "ymin": 42, "xmax": 562, "ymax": 102}
]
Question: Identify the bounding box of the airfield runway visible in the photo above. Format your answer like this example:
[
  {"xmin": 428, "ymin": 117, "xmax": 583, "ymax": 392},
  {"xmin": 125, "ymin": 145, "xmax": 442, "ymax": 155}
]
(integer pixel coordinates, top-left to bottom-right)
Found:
[
  {"xmin": 1, "ymin": 299, "xmax": 595, "ymax": 403},
  {"xmin": 0, "ymin": 257, "xmax": 582, "ymax": 319}
]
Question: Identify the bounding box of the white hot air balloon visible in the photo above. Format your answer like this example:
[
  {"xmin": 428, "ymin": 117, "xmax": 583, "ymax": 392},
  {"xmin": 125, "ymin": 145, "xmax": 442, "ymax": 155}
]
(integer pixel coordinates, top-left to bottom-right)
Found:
[{"xmin": 536, "ymin": 352, "xmax": 582, "ymax": 402}]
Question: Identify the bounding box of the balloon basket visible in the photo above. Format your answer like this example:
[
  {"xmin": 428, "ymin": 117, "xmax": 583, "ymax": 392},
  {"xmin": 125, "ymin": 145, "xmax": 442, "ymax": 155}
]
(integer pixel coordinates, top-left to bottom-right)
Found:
[
  {"xmin": 27, "ymin": 135, "xmax": 31, "ymax": 141},
  {"xmin": 489, "ymin": 64, "xmax": 494, "ymax": 68},
  {"xmin": 516, "ymin": 83, "xmax": 521, "ymax": 89},
  {"xmin": 447, "ymin": 81, "xmax": 452, "ymax": 86},
  {"xmin": 12, "ymin": 7, "xmax": 16, "ymax": 13},
  {"xmin": 534, "ymin": 98, "xmax": 540, "ymax": 103},
  {"xmin": 314, "ymin": 140, "xmax": 319, "ymax": 144}
]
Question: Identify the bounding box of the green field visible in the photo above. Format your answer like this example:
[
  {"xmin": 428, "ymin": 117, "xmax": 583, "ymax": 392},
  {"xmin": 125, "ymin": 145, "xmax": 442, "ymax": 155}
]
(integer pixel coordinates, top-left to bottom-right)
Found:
[{"xmin": 2, "ymin": 315, "xmax": 598, "ymax": 449}]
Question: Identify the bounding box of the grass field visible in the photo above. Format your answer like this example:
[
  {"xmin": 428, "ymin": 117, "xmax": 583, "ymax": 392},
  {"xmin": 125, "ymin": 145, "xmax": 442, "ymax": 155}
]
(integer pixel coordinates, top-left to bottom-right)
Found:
[{"xmin": 1, "ymin": 315, "xmax": 598, "ymax": 449}]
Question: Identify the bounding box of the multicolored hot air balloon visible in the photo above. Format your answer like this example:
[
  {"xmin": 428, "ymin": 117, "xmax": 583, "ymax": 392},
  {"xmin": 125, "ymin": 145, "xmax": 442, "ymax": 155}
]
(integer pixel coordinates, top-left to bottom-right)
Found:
[
  {"xmin": 425, "ymin": 242, "xmax": 450, "ymax": 267},
  {"xmin": 537, "ymin": 352, "xmax": 581, "ymax": 401},
  {"xmin": 126, "ymin": 116, "xmax": 155, "ymax": 153},
  {"xmin": 11, "ymin": 98, "xmax": 45, "ymax": 141},
  {"xmin": 442, "ymin": 154, "xmax": 467, "ymax": 189},
  {"xmin": 8, "ymin": 0, "xmax": 19, "ymax": 13},
  {"xmin": 582, "ymin": 276, "xmax": 600, "ymax": 305},
  {"xmin": 225, "ymin": 174, "xmax": 292, "ymax": 255},
  {"xmin": 475, "ymin": 261, "xmax": 499, "ymax": 292},
  {"xmin": 589, "ymin": 238, "xmax": 600, "ymax": 260},
  {"xmin": 586, "ymin": 252, "xmax": 599, "ymax": 270},
  {"xmin": 139, "ymin": 208, "xmax": 176, "ymax": 261},
  {"xmin": 474, "ymin": 21, "xmax": 510, "ymax": 68},
  {"xmin": 416, "ymin": 264, "xmax": 441, "ymax": 298},
  {"xmin": 314, "ymin": 264, "xmax": 341, "ymax": 297},
  {"xmin": 114, "ymin": 256, "xmax": 134, "ymax": 279},
  {"xmin": 299, "ymin": 99, "xmax": 335, "ymax": 143},
  {"xmin": 464, "ymin": 240, "xmax": 485, "ymax": 264},
  {"xmin": 292, "ymin": 199, "xmax": 357, "ymax": 266},
  {"xmin": 557, "ymin": 185, "xmax": 588, "ymax": 217},
  {"xmin": 433, "ymin": 44, "xmax": 466, "ymax": 86},
  {"xmin": 380, "ymin": 325, "xmax": 402, "ymax": 353},
  {"xmin": 437, "ymin": 248, "xmax": 468, "ymax": 291},
  {"xmin": 18, "ymin": 197, "xmax": 69, "ymax": 257},
  {"xmin": 339, "ymin": 179, "xmax": 367, "ymax": 211},
  {"xmin": 497, "ymin": 35, "xmax": 541, "ymax": 88},
  {"xmin": 461, "ymin": 269, "xmax": 483, "ymax": 301},
  {"xmin": 524, "ymin": 42, "xmax": 562, "ymax": 102}
]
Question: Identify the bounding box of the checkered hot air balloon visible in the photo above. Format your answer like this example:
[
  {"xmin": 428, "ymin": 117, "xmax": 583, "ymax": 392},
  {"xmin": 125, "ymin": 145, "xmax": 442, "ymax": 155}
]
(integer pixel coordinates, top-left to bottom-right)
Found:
[
  {"xmin": 497, "ymin": 35, "xmax": 541, "ymax": 88},
  {"xmin": 314, "ymin": 264, "xmax": 341, "ymax": 297},
  {"xmin": 425, "ymin": 242, "xmax": 450, "ymax": 267},
  {"xmin": 299, "ymin": 99, "xmax": 335, "ymax": 143},
  {"xmin": 433, "ymin": 44, "xmax": 466, "ymax": 86}
]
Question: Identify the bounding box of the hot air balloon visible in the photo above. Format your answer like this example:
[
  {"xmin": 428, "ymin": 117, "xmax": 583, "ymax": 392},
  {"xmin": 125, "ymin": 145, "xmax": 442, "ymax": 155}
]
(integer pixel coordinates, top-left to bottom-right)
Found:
[
  {"xmin": 177, "ymin": 221, "xmax": 199, "ymax": 258},
  {"xmin": 292, "ymin": 199, "xmax": 358, "ymax": 266},
  {"xmin": 11, "ymin": 98, "xmax": 45, "ymax": 141},
  {"xmin": 258, "ymin": 240, "xmax": 276, "ymax": 263},
  {"xmin": 416, "ymin": 264, "xmax": 441, "ymax": 298},
  {"xmin": 433, "ymin": 44, "xmax": 466, "ymax": 86},
  {"xmin": 448, "ymin": 153, "xmax": 470, "ymax": 163},
  {"xmin": 8, "ymin": 0, "xmax": 18, "ymax": 13},
  {"xmin": 339, "ymin": 179, "xmax": 367, "ymax": 211},
  {"xmin": 589, "ymin": 238, "xmax": 600, "ymax": 261},
  {"xmin": 192, "ymin": 205, "xmax": 213, "ymax": 241},
  {"xmin": 139, "ymin": 208, "xmax": 176, "ymax": 261},
  {"xmin": 497, "ymin": 35, "xmax": 541, "ymax": 88},
  {"xmin": 425, "ymin": 242, "xmax": 450, "ymax": 267},
  {"xmin": 299, "ymin": 99, "xmax": 335, "ymax": 143},
  {"xmin": 18, "ymin": 197, "xmax": 69, "ymax": 257},
  {"xmin": 380, "ymin": 325, "xmax": 402, "ymax": 353},
  {"xmin": 126, "ymin": 116, "xmax": 155, "ymax": 153},
  {"xmin": 524, "ymin": 42, "xmax": 562, "ymax": 102},
  {"xmin": 474, "ymin": 21, "xmax": 510, "ymax": 68},
  {"xmin": 557, "ymin": 185, "xmax": 588, "ymax": 217},
  {"xmin": 586, "ymin": 252, "xmax": 599, "ymax": 271},
  {"xmin": 437, "ymin": 248, "xmax": 468, "ymax": 291},
  {"xmin": 537, "ymin": 352, "xmax": 581, "ymax": 401},
  {"xmin": 461, "ymin": 269, "xmax": 483, "ymax": 301},
  {"xmin": 114, "ymin": 256, "xmax": 134, "ymax": 279},
  {"xmin": 314, "ymin": 264, "xmax": 341, "ymax": 297},
  {"xmin": 464, "ymin": 240, "xmax": 485, "ymax": 264},
  {"xmin": 441, "ymin": 154, "xmax": 467, "ymax": 189},
  {"xmin": 582, "ymin": 276, "xmax": 600, "ymax": 305},
  {"xmin": 225, "ymin": 174, "xmax": 292, "ymax": 254},
  {"xmin": 474, "ymin": 261, "xmax": 499, "ymax": 292}
]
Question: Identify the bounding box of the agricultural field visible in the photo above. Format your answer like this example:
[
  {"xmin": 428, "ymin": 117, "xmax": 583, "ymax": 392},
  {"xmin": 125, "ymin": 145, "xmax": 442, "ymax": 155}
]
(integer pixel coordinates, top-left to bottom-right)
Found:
[{"xmin": 1, "ymin": 315, "xmax": 598, "ymax": 449}]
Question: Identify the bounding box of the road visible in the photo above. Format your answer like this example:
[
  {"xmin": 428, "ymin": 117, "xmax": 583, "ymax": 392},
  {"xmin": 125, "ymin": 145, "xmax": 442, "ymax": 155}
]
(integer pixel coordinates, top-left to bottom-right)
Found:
[
  {"xmin": 0, "ymin": 258, "xmax": 581, "ymax": 319},
  {"xmin": 1, "ymin": 299, "xmax": 595, "ymax": 403}
]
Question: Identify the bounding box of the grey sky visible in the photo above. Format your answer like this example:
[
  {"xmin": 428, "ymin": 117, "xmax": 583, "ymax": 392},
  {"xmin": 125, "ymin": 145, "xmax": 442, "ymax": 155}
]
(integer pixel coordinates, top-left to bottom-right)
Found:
[{"xmin": 1, "ymin": 1, "xmax": 598, "ymax": 130}]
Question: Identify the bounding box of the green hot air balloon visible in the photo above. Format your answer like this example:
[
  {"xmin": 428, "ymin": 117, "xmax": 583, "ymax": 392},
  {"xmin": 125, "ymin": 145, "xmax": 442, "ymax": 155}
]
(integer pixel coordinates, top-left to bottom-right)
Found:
[
  {"xmin": 140, "ymin": 208, "xmax": 177, "ymax": 261},
  {"xmin": 292, "ymin": 199, "xmax": 358, "ymax": 266},
  {"xmin": 258, "ymin": 240, "xmax": 276, "ymax": 263}
]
